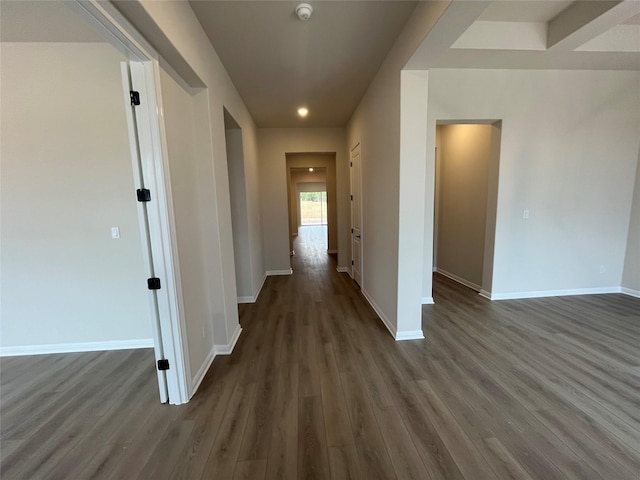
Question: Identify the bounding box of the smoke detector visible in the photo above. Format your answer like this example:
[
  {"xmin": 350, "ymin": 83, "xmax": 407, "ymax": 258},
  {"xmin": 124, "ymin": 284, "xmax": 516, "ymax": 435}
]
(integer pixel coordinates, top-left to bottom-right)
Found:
[{"xmin": 295, "ymin": 3, "xmax": 313, "ymax": 21}]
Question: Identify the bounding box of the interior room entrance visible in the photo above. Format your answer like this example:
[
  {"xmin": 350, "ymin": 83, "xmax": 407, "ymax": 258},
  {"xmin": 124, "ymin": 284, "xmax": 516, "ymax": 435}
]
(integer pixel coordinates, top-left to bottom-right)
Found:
[{"xmin": 285, "ymin": 153, "xmax": 337, "ymax": 266}]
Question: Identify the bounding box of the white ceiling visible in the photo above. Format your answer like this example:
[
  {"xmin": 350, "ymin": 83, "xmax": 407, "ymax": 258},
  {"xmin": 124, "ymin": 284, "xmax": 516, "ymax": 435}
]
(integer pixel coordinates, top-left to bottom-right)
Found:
[
  {"xmin": 408, "ymin": 0, "xmax": 640, "ymax": 70},
  {"xmin": 478, "ymin": 0, "xmax": 573, "ymax": 22},
  {"xmin": 189, "ymin": 0, "xmax": 640, "ymax": 128},
  {"xmin": 189, "ymin": 0, "xmax": 418, "ymax": 128},
  {"xmin": 4, "ymin": 1, "xmax": 638, "ymax": 129}
]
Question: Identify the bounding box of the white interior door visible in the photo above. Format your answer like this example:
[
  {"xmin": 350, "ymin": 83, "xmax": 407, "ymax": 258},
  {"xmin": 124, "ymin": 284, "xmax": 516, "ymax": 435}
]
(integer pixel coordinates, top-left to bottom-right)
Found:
[
  {"xmin": 121, "ymin": 62, "xmax": 169, "ymax": 403},
  {"xmin": 351, "ymin": 143, "xmax": 362, "ymax": 286}
]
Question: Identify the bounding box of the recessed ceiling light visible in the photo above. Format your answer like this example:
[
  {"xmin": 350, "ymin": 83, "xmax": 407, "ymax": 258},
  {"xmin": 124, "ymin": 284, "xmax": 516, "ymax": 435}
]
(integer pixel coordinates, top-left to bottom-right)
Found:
[
  {"xmin": 298, "ymin": 107, "xmax": 309, "ymax": 117},
  {"xmin": 309, "ymin": 168, "xmax": 314, "ymax": 172}
]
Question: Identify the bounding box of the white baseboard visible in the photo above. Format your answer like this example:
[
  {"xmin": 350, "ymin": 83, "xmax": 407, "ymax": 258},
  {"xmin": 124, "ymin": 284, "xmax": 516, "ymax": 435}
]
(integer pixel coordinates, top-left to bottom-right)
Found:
[
  {"xmin": 327, "ymin": 249, "xmax": 338, "ymax": 254},
  {"xmin": 395, "ymin": 330, "xmax": 425, "ymax": 341},
  {"xmin": 190, "ymin": 325, "xmax": 242, "ymax": 399},
  {"xmin": 360, "ymin": 289, "xmax": 423, "ymax": 340},
  {"xmin": 436, "ymin": 268, "xmax": 481, "ymax": 292},
  {"xmin": 0, "ymin": 338, "xmax": 154, "ymax": 357},
  {"xmin": 361, "ymin": 288, "xmax": 396, "ymax": 339},
  {"xmin": 488, "ymin": 286, "xmax": 622, "ymax": 301},
  {"xmin": 421, "ymin": 297, "xmax": 435, "ymax": 305},
  {"xmin": 479, "ymin": 289, "xmax": 492, "ymax": 300},
  {"xmin": 336, "ymin": 266, "xmax": 350, "ymax": 273},
  {"xmin": 190, "ymin": 345, "xmax": 216, "ymax": 397},
  {"xmin": 621, "ymin": 287, "xmax": 640, "ymax": 298},
  {"xmin": 214, "ymin": 325, "xmax": 242, "ymax": 355},
  {"xmin": 267, "ymin": 268, "xmax": 293, "ymax": 276},
  {"xmin": 237, "ymin": 273, "xmax": 267, "ymax": 304}
]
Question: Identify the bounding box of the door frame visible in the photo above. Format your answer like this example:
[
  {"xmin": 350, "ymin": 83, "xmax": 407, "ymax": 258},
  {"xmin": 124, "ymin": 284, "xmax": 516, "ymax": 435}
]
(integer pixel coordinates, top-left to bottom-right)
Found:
[{"xmin": 70, "ymin": 0, "xmax": 190, "ymax": 404}]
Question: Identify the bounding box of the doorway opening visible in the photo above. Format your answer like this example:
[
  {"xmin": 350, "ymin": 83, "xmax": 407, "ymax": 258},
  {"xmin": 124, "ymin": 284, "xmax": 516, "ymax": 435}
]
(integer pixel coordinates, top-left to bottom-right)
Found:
[
  {"xmin": 285, "ymin": 153, "xmax": 337, "ymax": 266},
  {"xmin": 1, "ymin": 0, "xmax": 191, "ymax": 404},
  {"xmin": 433, "ymin": 121, "xmax": 501, "ymax": 297},
  {"xmin": 224, "ymin": 109, "xmax": 253, "ymax": 302}
]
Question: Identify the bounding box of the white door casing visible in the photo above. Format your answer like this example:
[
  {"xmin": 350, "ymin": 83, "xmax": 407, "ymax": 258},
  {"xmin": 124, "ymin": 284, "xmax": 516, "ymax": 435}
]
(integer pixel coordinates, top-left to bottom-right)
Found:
[
  {"xmin": 350, "ymin": 143, "xmax": 362, "ymax": 286},
  {"xmin": 121, "ymin": 62, "xmax": 172, "ymax": 403},
  {"xmin": 72, "ymin": 0, "xmax": 190, "ymax": 404}
]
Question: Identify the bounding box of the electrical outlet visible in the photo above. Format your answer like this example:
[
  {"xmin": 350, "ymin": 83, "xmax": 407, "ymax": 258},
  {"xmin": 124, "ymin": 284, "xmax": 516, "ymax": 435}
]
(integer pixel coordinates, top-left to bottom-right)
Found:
[
  {"xmin": 523, "ymin": 210, "xmax": 529, "ymax": 219},
  {"xmin": 202, "ymin": 325, "xmax": 206, "ymax": 338},
  {"xmin": 111, "ymin": 227, "xmax": 120, "ymax": 239},
  {"xmin": 599, "ymin": 265, "xmax": 605, "ymax": 274}
]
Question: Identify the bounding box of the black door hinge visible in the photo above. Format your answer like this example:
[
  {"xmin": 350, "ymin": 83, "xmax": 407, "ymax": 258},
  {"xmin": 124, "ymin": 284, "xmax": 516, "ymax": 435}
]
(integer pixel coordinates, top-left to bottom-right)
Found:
[
  {"xmin": 350, "ymin": 195, "xmax": 353, "ymax": 201},
  {"xmin": 350, "ymin": 161, "xmax": 353, "ymax": 167},
  {"xmin": 147, "ymin": 277, "xmax": 161, "ymax": 290},
  {"xmin": 351, "ymin": 228, "xmax": 354, "ymax": 234},
  {"xmin": 137, "ymin": 188, "xmax": 151, "ymax": 202},
  {"xmin": 351, "ymin": 260, "xmax": 354, "ymax": 265},
  {"xmin": 130, "ymin": 91, "xmax": 140, "ymax": 106},
  {"xmin": 157, "ymin": 359, "xmax": 169, "ymax": 370}
]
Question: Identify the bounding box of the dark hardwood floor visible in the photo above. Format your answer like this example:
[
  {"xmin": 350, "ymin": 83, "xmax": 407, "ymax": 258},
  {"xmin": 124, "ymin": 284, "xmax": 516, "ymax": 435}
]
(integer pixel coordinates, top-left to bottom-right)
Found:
[{"xmin": 2, "ymin": 225, "xmax": 639, "ymax": 479}]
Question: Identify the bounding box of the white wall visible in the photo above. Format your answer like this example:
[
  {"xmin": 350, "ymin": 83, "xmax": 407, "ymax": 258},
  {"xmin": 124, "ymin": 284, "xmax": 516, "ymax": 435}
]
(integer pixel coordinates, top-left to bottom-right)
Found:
[
  {"xmin": 424, "ymin": 69, "xmax": 640, "ymax": 299},
  {"xmin": 347, "ymin": 2, "xmax": 448, "ymax": 337},
  {"xmin": 1, "ymin": 43, "xmax": 151, "ymax": 352},
  {"xmin": 112, "ymin": 0, "xmax": 263, "ymax": 392},
  {"xmin": 622, "ymin": 147, "xmax": 640, "ymax": 296},
  {"xmin": 159, "ymin": 69, "xmax": 222, "ymax": 385},
  {"xmin": 257, "ymin": 128, "xmax": 349, "ymax": 271}
]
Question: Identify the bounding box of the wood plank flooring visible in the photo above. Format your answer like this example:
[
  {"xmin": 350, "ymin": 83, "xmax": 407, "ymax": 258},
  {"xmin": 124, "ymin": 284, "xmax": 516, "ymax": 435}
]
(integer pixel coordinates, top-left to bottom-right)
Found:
[{"xmin": 2, "ymin": 224, "xmax": 639, "ymax": 479}]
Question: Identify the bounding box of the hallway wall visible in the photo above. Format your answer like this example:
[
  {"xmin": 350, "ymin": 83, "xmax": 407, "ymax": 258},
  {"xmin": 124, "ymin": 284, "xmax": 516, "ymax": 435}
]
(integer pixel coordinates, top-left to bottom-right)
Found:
[
  {"xmin": 160, "ymin": 69, "xmax": 222, "ymax": 387},
  {"xmin": 347, "ymin": 2, "xmax": 448, "ymax": 337}
]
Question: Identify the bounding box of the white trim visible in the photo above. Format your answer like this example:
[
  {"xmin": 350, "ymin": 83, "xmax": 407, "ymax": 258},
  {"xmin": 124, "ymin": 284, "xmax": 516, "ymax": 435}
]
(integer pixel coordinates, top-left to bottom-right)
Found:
[
  {"xmin": 361, "ymin": 289, "xmax": 425, "ymax": 341},
  {"xmin": 134, "ymin": 60, "xmax": 190, "ymax": 405},
  {"xmin": 238, "ymin": 273, "xmax": 267, "ymax": 303},
  {"xmin": 0, "ymin": 339, "xmax": 154, "ymax": 357},
  {"xmin": 479, "ymin": 289, "xmax": 492, "ymax": 300},
  {"xmin": 336, "ymin": 266, "xmax": 350, "ymax": 274},
  {"xmin": 395, "ymin": 330, "xmax": 425, "ymax": 341},
  {"xmin": 621, "ymin": 287, "xmax": 640, "ymax": 298},
  {"xmin": 189, "ymin": 346, "xmax": 216, "ymax": 396},
  {"xmin": 487, "ymin": 286, "xmax": 622, "ymax": 300},
  {"xmin": 436, "ymin": 268, "xmax": 481, "ymax": 292},
  {"xmin": 361, "ymin": 288, "xmax": 396, "ymax": 338},
  {"xmin": 215, "ymin": 325, "xmax": 243, "ymax": 355},
  {"xmin": 120, "ymin": 62, "xmax": 168, "ymax": 403},
  {"xmin": 421, "ymin": 297, "xmax": 435, "ymax": 305},
  {"xmin": 267, "ymin": 269, "xmax": 293, "ymax": 276},
  {"xmin": 189, "ymin": 325, "xmax": 242, "ymax": 398}
]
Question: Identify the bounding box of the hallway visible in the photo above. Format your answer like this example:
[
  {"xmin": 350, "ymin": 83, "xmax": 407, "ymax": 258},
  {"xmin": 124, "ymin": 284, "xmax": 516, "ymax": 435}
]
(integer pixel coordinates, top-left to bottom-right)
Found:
[{"xmin": 1, "ymin": 235, "xmax": 639, "ymax": 479}]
